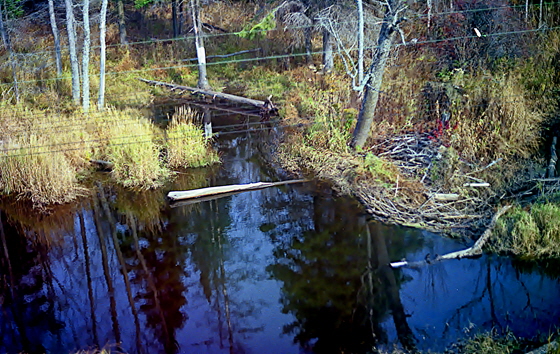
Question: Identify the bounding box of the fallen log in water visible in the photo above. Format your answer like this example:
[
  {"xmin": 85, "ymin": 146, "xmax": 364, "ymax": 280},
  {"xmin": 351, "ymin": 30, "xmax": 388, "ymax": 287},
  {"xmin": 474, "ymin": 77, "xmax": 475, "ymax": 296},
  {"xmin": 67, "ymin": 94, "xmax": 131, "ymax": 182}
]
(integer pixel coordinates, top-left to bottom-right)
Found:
[
  {"xmin": 167, "ymin": 180, "xmax": 308, "ymax": 202},
  {"xmin": 137, "ymin": 78, "xmax": 278, "ymax": 116},
  {"xmin": 390, "ymin": 205, "xmax": 511, "ymax": 268}
]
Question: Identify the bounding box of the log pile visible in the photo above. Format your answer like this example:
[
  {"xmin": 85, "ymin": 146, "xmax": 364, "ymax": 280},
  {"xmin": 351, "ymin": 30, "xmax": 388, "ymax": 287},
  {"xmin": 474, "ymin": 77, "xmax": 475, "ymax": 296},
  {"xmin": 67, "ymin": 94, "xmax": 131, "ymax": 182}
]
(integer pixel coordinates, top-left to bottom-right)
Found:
[{"xmin": 362, "ymin": 133, "xmax": 490, "ymax": 231}]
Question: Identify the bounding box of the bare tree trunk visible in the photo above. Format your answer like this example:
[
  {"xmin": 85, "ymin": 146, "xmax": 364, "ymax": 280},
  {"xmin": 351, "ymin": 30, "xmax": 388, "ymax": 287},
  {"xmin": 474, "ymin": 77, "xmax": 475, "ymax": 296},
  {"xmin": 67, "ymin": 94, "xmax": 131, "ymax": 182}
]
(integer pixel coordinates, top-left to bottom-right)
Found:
[
  {"xmin": 356, "ymin": 0, "xmax": 364, "ymax": 84},
  {"xmin": 117, "ymin": 0, "xmax": 127, "ymax": 45},
  {"xmin": 539, "ymin": 0, "xmax": 543, "ymax": 27},
  {"xmin": 0, "ymin": 3, "xmax": 20, "ymax": 103},
  {"xmin": 322, "ymin": 28, "xmax": 333, "ymax": 73},
  {"xmin": 48, "ymin": 0, "xmax": 63, "ymax": 76},
  {"xmin": 98, "ymin": 0, "xmax": 108, "ymax": 109},
  {"xmin": 65, "ymin": 0, "xmax": 80, "ymax": 104},
  {"xmin": 172, "ymin": 0, "xmax": 178, "ymax": 37},
  {"xmin": 525, "ymin": 0, "xmax": 529, "ymax": 23},
  {"xmin": 351, "ymin": 1, "xmax": 399, "ymax": 149},
  {"xmin": 82, "ymin": 0, "xmax": 91, "ymax": 112},
  {"xmin": 304, "ymin": 24, "xmax": 313, "ymax": 64},
  {"xmin": 190, "ymin": 0, "xmax": 210, "ymax": 90}
]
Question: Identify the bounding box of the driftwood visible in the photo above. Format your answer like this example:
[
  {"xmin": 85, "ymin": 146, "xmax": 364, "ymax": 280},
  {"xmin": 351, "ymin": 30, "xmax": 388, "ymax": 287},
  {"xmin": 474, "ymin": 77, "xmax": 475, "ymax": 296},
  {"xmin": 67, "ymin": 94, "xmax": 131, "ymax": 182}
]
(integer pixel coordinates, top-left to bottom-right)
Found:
[
  {"xmin": 390, "ymin": 205, "xmax": 511, "ymax": 268},
  {"xmin": 168, "ymin": 180, "xmax": 308, "ymax": 202},
  {"xmin": 463, "ymin": 182, "xmax": 490, "ymax": 187},
  {"xmin": 430, "ymin": 193, "xmax": 460, "ymax": 201},
  {"xmin": 138, "ymin": 78, "xmax": 278, "ymax": 117}
]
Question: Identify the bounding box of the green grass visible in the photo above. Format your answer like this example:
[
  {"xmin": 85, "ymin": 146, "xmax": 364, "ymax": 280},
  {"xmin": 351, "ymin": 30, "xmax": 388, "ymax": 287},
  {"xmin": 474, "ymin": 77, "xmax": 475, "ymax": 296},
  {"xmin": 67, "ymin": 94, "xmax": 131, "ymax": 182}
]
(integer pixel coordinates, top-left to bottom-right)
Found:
[{"xmin": 491, "ymin": 204, "xmax": 560, "ymax": 259}]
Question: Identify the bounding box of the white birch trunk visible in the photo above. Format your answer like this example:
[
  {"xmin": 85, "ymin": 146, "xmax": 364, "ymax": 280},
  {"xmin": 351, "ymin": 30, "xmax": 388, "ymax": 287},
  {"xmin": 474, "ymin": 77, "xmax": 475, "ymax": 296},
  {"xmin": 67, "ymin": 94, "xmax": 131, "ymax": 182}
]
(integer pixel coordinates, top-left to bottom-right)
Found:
[
  {"xmin": 82, "ymin": 0, "xmax": 91, "ymax": 112},
  {"xmin": 190, "ymin": 0, "xmax": 210, "ymax": 90},
  {"xmin": 65, "ymin": 0, "xmax": 80, "ymax": 104},
  {"xmin": 356, "ymin": 0, "xmax": 364, "ymax": 85},
  {"xmin": 48, "ymin": 0, "xmax": 63, "ymax": 76},
  {"xmin": 98, "ymin": 0, "xmax": 108, "ymax": 109}
]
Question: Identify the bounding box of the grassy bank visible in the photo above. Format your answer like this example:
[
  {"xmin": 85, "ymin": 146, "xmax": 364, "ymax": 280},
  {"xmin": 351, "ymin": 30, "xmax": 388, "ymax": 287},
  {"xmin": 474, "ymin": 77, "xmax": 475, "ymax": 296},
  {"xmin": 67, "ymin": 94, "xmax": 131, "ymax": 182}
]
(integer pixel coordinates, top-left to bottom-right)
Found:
[
  {"xmin": 0, "ymin": 105, "xmax": 218, "ymax": 206},
  {"xmin": 490, "ymin": 202, "xmax": 560, "ymax": 259}
]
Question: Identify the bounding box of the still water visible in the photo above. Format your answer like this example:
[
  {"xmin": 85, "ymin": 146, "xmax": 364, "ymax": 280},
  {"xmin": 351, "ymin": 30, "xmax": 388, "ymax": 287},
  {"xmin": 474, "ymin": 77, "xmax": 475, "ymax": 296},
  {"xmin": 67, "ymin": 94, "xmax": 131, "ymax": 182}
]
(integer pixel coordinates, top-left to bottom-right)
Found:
[{"xmin": 0, "ymin": 124, "xmax": 559, "ymax": 354}]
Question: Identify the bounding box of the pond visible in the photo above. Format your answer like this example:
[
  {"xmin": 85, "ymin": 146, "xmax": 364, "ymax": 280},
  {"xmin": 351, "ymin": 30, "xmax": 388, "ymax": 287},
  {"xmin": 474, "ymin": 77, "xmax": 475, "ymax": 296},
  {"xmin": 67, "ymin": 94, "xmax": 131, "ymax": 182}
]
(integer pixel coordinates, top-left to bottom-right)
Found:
[{"xmin": 0, "ymin": 112, "xmax": 559, "ymax": 354}]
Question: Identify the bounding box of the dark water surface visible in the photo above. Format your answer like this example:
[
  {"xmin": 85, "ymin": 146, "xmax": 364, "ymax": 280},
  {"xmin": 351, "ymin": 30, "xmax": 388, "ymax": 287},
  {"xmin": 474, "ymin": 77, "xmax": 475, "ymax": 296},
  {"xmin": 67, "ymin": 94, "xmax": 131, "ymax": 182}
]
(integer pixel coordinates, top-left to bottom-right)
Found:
[{"xmin": 0, "ymin": 126, "xmax": 559, "ymax": 354}]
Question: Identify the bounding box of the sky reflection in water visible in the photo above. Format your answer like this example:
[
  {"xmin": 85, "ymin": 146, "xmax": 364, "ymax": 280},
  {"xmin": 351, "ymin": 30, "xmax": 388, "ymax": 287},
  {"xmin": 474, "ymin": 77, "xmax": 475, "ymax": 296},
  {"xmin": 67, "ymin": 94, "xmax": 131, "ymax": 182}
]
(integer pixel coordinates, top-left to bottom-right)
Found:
[{"xmin": 0, "ymin": 131, "xmax": 558, "ymax": 354}]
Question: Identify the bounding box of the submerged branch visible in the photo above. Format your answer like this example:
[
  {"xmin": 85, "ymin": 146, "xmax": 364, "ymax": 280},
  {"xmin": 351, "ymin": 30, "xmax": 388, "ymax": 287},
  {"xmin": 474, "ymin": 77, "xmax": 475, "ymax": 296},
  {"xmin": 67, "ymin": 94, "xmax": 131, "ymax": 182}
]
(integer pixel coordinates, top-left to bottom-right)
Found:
[{"xmin": 390, "ymin": 205, "xmax": 511, "ymax": 268}]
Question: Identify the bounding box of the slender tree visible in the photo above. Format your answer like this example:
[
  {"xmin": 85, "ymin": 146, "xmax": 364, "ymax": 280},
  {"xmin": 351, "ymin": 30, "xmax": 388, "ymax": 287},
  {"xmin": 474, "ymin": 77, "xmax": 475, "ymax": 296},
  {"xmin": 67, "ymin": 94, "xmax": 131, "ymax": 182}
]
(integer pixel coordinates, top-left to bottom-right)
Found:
[
  {"xmin": 65, "ymin": 0, "xmax": 80, "ymax": 104},
  {"xmin": 118, "ymin": 0, "xmax": 127, "ymax": 44},
  {"xmin": 172, "ymin": 0, "xmax": 178, "ymax": 37},
  {"xmin": 350, "ymin": 0, "xmax": 406, "ymax": 149},
  {"xmin": 98, "ymin": 0, "xmax": 108, "ymax": 109},
  {"xmin": 0, "ymin": 2, "xmax": 20, "ymax": 102},
  {"xmin": 82, "ymin": 0, "xmax": 91, "ymax": 112},
  {"xmin": 190, "ymin": 0, "xmax": 210, "ymax": 90},
  {"xmin": 48, "ymin": 0, "xmax": 63, "ymax": 77},
  {"xmin": 322, "ymin": 28, "xmax": 333, "ymax": 73}
]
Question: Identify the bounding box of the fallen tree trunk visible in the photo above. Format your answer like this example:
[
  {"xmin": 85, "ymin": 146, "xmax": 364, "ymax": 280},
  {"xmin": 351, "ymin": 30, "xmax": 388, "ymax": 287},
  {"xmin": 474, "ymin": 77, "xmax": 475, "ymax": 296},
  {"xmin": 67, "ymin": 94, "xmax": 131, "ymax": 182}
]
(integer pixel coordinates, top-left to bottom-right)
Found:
[
  {"xmin": 167, "ymin": 179, "xmax": 308, "ymax": 202},
  {"xmin": 138, "ymin": 78, "xmax": 278, "ymax": 116},
  {"xmin": 188, "ymin": 101, "xmax": 262, "ymax": 118},
  {"xmin": 390, "ymin": 205, "xmax": 511, "ymax": 268}
]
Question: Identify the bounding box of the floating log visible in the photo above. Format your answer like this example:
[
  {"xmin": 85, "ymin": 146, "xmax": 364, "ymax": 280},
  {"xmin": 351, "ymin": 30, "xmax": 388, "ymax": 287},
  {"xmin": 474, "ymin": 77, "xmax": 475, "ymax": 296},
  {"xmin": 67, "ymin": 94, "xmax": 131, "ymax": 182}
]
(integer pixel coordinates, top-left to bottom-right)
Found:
[
  {"xmin": 167, "ymin": 179, "xmax": 308, "ymax": 202},
  {"xmin": 138, "ymin": 78, "xmax": 278, "ymax": 116}
]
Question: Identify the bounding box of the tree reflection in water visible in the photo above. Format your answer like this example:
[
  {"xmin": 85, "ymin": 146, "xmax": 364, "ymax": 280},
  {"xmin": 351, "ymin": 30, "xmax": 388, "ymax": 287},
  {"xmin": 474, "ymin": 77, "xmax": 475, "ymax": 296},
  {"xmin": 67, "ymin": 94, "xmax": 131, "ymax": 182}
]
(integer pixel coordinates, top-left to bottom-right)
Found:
[
  {"xmin": 0, "ymin": 129, "xmax": 559, "ymax": 354},
  {"xmin": 266, "ymin": 187, "xmax": 424, "ymax": 353}
]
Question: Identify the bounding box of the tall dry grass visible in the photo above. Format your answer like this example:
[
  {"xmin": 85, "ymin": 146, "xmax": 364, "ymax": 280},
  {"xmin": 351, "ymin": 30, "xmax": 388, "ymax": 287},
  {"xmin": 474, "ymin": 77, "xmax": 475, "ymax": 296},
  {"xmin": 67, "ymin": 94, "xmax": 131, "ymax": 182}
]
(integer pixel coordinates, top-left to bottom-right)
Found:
[
  {"xmin": 93, "ymin": 108, "xmax": 170, "ymax": 189},
  {"xmin": 166, "ymin": 106, "xmax": 219, "ymax": 169},
  {"xmin": 452, "ymin": 73, "xmax": 543, "ymax": 162},
  {"xmin": 0, "ymin": 104, "xmax": 220, "ymax": 205}
]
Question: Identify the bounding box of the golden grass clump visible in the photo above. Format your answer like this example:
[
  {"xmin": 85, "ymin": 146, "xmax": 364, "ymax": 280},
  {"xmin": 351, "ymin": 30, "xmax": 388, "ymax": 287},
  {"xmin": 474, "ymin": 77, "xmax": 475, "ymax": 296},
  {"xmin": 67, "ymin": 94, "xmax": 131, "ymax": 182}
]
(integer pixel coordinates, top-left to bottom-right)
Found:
[
  {"xmin": 96, "ymin": 108, "xmax": 169, "ymax": 189},
  {"xmin": 491, "ymin": 204, "xmax": 560, "ymax": 259},
  {"xmin": 451, "ymin": 73, "xmax": 543, "ymax": 163},
  {"xmin": 0, "ymin": 135, "xmax": 82, "ymax": 206},
  {"xmin": 166, "ymin": 106, "xmax": 219, "ymax": 169},
  {"xmin": 0, "ymin": 106, "xmax": 88, "ymax": 206}
]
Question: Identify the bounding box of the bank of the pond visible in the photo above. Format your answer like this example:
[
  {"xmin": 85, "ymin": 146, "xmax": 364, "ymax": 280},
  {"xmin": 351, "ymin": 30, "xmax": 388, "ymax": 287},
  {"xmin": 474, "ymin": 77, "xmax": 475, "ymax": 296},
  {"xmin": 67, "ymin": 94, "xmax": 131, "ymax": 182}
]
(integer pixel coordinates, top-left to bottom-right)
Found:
[{"xmin": 0, "ymin": 105, "xmax": 218, "ymax": 207}]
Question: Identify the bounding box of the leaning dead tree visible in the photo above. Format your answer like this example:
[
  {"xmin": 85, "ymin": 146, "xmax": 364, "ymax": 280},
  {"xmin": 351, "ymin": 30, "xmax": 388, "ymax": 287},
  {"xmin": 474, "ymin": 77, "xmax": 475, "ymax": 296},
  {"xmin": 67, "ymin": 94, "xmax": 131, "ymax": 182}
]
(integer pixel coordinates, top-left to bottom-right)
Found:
[{"xmin": 351, "ymin": 0, "xmax": 408, "ymax": 149}]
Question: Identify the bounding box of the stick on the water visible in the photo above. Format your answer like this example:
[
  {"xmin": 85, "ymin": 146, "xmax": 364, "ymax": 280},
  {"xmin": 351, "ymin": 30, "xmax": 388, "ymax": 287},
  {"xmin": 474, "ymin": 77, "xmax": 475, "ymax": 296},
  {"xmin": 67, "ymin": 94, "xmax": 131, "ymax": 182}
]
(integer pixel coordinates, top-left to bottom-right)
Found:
[{"xmin": 167, "ymin": 180, "xmax": 308, "ymax": 202}]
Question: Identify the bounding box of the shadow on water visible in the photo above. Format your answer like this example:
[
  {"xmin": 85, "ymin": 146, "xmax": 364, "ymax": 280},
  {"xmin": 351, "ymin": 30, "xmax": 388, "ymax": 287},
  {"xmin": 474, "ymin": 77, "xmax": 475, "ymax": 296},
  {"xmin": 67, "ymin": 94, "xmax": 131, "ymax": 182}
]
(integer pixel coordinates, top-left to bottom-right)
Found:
[{"xmin": 0, "ymin": 109, "xmax": 559, "ymax": 354}]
